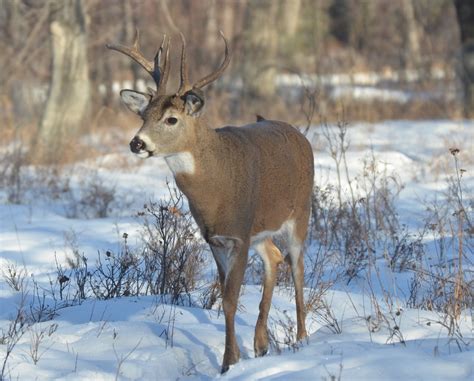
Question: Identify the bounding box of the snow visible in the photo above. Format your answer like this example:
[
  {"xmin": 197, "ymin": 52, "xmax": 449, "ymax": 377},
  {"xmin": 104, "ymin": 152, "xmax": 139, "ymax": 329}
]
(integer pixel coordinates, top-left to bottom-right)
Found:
[
  {"xmin": 275, "ymin": 71, "xmax": 455, "ymax": 103},
  {"xmin": 1, "ymin": 288, "xmax": 471, "ymax": 380},
  {"xmin": 1, "ymin": 119, "xmax": 473, "ymax": 380}
]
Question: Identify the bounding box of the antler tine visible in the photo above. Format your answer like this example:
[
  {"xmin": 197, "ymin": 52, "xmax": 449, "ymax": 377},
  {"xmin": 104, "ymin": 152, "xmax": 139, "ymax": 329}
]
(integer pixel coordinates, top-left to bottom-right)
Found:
[
  {"xmin": 193, "ymin": 31, "xmax": 231, "ymax": 90},
  {"xmin": 155, "ymin": 34, "xmax": 166, "ymax": 63},
  {"xmin": 152, "ymin": 34, "xmax": 169, "ymax": 93},
  {"xmin": 177, "ymin": 33, "xmax": 190, "ymax": 95},
  {"xmin": 152, "ymin": 34, "xmax": 166, "ymax": 78},
  {"xmin": 107, "ymin": 29, "xmax": 172, "ymax": 94},
  {"xmin": 106, "ymin": 28, "xmax": 154, "ymax": 74},
  {"xmin": 156, "ymin": 36, "xmax": 171, "ymax": 94}
]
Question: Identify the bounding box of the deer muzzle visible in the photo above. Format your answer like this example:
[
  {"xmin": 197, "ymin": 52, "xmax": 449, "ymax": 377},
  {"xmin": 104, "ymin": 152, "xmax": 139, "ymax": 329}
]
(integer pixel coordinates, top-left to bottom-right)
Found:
[{"xmin": 130, "ymin": 136, "xmax": 146, "ymax": 154}]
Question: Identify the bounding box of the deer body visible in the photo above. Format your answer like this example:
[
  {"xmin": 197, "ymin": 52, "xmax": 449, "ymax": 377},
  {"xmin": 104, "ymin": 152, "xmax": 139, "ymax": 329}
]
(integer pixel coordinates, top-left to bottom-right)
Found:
[
  {"xmin": 173, "ymin": 120, "xmax": 313, "ymax": 241},
  {"xmin": 108, "ymin": 32, "xmax": 314, "ymax": 373}
]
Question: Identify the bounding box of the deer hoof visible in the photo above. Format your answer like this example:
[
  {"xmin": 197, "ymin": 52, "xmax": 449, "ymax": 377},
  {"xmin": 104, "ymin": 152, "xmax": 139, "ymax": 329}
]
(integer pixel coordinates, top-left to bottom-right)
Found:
[
  {"xmin": 254, "ymin": 332, "xmax": 269, "ymax": 357},
  {"xmin": 221, "ymin": 345, "xmax": 240, "ymax": 373},
  {"xmin": 254, "ymin": 324, "xmax": 269, "ymax": 357},
  {"xmin": 254, "ymin": 345, "xmax": 268, "ymax": 357}
]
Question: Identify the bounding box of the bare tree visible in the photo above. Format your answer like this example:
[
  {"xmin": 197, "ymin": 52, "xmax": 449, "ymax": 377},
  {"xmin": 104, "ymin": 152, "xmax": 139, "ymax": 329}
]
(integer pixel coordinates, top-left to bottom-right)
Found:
[
  {"xmin": 37, "ymin": 0, "xmax": 90, "ymax": 162},
  {"xmin": 328, "ymin": 0, "xmax": 351, "ymax": 46},
  {"xmin": 401, "ymin": 0, "xmax": 422, "ymax": 72},
  {"xmin": 221, "ymin": 0, "xmax": 236, "ymax": 40},
  {"xmin": 281, "ymin": 0, "xmax": 301, "ymax": 38},
  {"xmin": 122, "ymin": 0, "xmax": 140, "ymax": 89},
  {"xmin": 454, "ymin": 0, "xmax": 474, "ymax": 117},
  {"xmin": 241, "ymin": 0, "xmax": 279, "ymax": 99},
  {"xmin": 205, "ymin": 0, "xmax": 218, "ymax": 53}
]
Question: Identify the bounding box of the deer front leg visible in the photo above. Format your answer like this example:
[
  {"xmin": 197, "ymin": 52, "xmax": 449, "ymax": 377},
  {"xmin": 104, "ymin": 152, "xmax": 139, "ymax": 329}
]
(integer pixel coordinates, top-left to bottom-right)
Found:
[{"xmin": 209, "ymin": 235, "xmax": 248, "ymax": 373}]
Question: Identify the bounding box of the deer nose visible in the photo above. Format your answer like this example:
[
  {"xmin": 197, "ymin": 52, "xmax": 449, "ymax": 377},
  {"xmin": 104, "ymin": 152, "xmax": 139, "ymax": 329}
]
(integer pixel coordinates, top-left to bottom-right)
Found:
[{"xmin": 130, "ymin": 136, "xmax": 145, "ymax": 153}]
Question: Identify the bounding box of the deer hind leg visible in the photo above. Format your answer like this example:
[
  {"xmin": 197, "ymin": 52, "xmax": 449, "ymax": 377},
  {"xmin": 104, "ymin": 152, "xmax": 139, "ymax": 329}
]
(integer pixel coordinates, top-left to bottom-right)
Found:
[
  {"xmin": 209, "ymin": 235, "xmax": 249, "ymax": 373},
  {"xmin": 254, "ymin": 239, "xmax": 284, "ymax": 357},
  {"xmin": 286, "ymin": 223, "xmax": 308, "ymax": 341},
  {"xmin": 209, "ymin": 247, "xmax": 226, "ymax": 292}
]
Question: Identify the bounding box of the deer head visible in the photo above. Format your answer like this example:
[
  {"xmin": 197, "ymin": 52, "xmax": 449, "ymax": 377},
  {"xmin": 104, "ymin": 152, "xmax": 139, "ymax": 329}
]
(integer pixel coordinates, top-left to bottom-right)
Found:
[{"xmin": 107, "ymin": 31, "xmax": 230, "ymax": 159}]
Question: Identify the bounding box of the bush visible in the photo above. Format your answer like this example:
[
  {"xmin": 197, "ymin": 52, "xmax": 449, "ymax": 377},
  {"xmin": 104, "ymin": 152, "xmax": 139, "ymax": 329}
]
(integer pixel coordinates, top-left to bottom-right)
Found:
[
  {"xmin": 56, "ymin": 183, "xmax": 207, "ymax": 304},
  {"xmin": 309, "ymin": 121, "xmax": 411, "ymax": 282},
  {"xmin": 138, "ymin": 183, "xmax": 207, "ymax": 303}
]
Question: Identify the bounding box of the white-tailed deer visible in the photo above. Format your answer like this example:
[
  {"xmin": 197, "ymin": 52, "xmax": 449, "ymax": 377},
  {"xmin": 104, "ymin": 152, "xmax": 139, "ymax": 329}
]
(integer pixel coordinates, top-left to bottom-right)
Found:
[{"xmin": 107, "ymin": 31, "xmax": 314, "ymax": 373}]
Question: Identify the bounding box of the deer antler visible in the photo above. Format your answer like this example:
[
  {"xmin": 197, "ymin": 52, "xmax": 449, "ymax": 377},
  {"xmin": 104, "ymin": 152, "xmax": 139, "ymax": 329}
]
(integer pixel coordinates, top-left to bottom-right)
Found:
[
  {"xmin": 193, "ymin": 31, "xmax": 230, "ymax": 90},
  {"xmin": 177, "ymin": 31, "xmax": 230, "ymax": 96},
  {"xmin": 177, "ymin": 33, "xmax": 190, "ymax": 95},
  {"xmin": 107, "ymin": 29, "xmax": 171, "ymax": 95}
]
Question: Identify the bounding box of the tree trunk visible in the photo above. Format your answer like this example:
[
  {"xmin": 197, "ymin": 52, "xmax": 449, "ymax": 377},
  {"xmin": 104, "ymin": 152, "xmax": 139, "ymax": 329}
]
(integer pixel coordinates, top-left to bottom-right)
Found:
[
  {"xmin": 221, "ymin": 1, "xmax": 235, "ymax": 40},
  {"xmin": 206, "ymin": 0, "xmax": 218, "ymax": 53},
  {"xmin": 401, "ymin": 0, "xmax": 422, "ymax": 72},
  {"xmin": 454, "ymin": 0, "xmax": 474, "ymax": 118},
  {"xmin": 329, "ymin": 0, "xmax": 351, "ymax": 45},
  {"xmin": 280, "ymin": 0, "xmax": 301, "ymax": 38},
  {"xmin": 37, "ymin": 0, "xmax": 90, "ymax": 163},
  {"xmin": 241, "ymin": 0, "xmax": 279, "ymax": 99},
  {"xmin": 123, "ymin": 0, "xmax": 140, "ymax": 90}
]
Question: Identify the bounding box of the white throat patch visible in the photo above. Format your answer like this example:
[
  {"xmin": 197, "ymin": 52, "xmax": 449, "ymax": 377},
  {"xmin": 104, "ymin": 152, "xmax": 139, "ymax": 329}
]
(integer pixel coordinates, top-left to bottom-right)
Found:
[{"xmin": 165, "ymin": 152, "xmax": 196, "ymax": 175}]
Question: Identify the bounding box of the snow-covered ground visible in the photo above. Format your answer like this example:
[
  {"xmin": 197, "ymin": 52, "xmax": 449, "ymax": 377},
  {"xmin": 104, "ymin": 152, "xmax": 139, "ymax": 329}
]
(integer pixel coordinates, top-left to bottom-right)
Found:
[{"xmin": 1, "ymin": 120, "xmax": 473, "ymax": 380}]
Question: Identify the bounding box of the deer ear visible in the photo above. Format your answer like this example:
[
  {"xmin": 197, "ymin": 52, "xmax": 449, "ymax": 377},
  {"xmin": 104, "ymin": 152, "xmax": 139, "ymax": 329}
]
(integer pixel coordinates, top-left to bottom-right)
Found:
[
  {"xmin": 183, "ymin": 90, "xmax": 205, "ymax": 116},
  {"xmin": 120, "ymin": 90, "xmax": 151, "ymax": 116}
]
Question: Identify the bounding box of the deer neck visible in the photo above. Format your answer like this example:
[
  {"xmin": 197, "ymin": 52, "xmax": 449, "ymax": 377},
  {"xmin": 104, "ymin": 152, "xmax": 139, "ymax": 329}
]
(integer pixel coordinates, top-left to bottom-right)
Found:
[
  {"xmin": 165, "ymin": 124, "xmax": 231, "ymax": 242},
  {"xmin": 164, "ymin": 123, "xmax": 220, "ymax": 195}
]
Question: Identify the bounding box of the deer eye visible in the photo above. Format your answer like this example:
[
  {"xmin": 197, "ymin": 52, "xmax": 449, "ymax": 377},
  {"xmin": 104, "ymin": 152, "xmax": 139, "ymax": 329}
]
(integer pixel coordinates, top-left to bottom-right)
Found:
[{"xmin": 165, "ymin": 117, "xmax": 178, "ymax": 125}]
